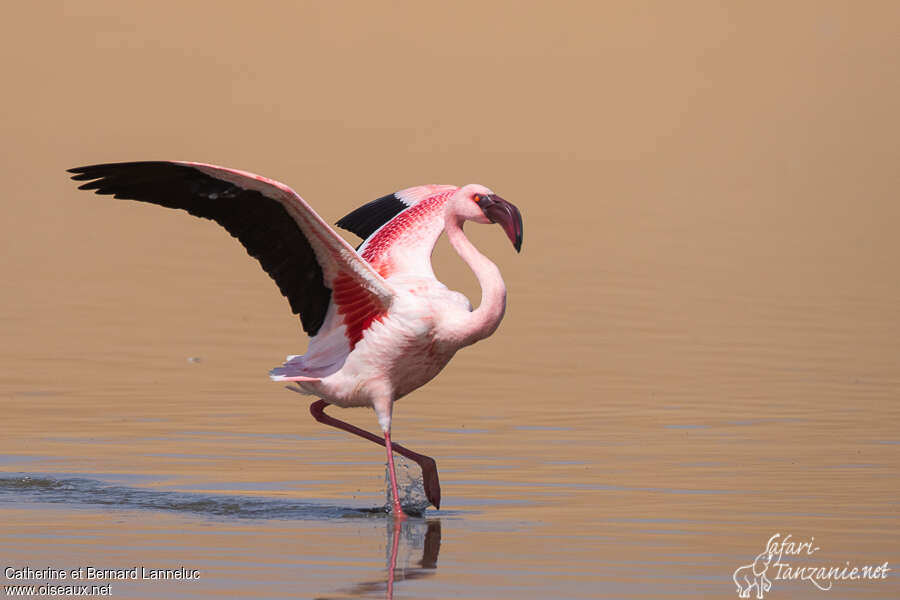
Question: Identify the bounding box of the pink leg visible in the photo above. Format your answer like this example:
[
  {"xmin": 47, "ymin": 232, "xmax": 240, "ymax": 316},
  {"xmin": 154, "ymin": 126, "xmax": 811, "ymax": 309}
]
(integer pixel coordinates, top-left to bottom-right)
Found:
[
  {"xmin": 386, "ymin": 518, "xmax": 401, "ymax": 599},
  {"xmin": 384, "ymin": 430, "xmax": 407, "ymax": 519},
  {"xmin": 309, "ymin": 400, "xmax": 441, "ymax": 510}
]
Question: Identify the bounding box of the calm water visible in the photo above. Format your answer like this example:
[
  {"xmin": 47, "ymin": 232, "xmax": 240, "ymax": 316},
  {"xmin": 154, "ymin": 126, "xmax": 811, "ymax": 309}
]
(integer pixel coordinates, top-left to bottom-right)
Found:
[{"xmin": 2, "ymin": 2, "xmax": 899, "ymax": 599}]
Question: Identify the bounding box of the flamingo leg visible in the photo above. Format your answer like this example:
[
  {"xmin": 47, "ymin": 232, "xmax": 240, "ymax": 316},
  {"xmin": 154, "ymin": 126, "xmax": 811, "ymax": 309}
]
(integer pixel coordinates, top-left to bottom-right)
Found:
[
  {"xmin": 383, "ymin": 430, "xmax": 406, "ymax": 519},
  {"xmin": 309, "ymin": 399, "xmax": 441, "ymax": 510}
]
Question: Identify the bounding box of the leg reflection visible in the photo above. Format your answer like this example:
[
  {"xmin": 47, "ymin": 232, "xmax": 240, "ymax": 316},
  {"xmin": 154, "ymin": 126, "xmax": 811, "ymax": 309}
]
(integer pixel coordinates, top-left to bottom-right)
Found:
[
  {"xmin": 323, "ymin": 518, "xmax": 442, "ymax": 599},
  {"xmin": 386, "ymin": 518, "xmax": 441, "ymax": 598}
]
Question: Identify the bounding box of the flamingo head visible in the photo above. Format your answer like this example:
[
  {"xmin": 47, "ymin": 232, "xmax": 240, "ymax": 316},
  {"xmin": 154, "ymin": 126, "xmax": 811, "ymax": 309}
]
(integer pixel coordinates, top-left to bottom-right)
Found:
[{"xmin": 452, "ymin": 184, "xmax": 524, "ymax": 252}]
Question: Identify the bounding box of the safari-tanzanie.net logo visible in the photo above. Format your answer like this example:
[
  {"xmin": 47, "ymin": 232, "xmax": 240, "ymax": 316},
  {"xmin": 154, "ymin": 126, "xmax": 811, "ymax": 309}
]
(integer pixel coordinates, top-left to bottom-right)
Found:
[{"xmin": 733, "ymin": 533, "xmax": 890, "ymax": 598}]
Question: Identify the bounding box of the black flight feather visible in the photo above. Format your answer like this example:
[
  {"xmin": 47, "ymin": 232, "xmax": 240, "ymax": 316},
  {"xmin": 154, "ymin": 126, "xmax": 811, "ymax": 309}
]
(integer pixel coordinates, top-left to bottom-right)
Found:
[
  {"xmin": 336, "ymin": 192, "xmax": 410, "ymax": 242},
  {"xmin": 67, "ymin": 161, "xmax": 331, "ymax": 336}
]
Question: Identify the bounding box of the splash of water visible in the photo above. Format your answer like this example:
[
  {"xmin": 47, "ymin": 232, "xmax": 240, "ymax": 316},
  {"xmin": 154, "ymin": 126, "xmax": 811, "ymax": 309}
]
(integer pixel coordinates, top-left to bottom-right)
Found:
[{"xmin": 384, "ymin": 456, "xmax": 431, "ymax": 516}]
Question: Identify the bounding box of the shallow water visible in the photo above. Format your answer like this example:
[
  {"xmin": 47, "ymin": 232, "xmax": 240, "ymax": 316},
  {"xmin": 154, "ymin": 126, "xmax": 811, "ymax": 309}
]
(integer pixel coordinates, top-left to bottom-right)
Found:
[{"xmin": 2, "ymin": 2, "xmax": 900, "ymax": 599}]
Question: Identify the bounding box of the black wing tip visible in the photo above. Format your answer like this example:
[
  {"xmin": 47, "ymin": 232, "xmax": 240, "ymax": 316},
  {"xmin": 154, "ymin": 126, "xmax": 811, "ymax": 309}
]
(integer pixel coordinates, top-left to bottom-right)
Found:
[
  {"xmin": 67, "ymin": 161, "xmax": 178, "ymax": 176},
  {"xmin": 68, "ymin": 165, "xmax": 101, "ymax": 181},
  {"xmin": 67, "ymin": 162, "xmax": 192, "ymax": 194},
  {"xmin": 67, "ymin": 162, "xmax": 121, "ymax": 176},
  {"xmin": 67, "ymin": 161, "xmax": 332, "ymax": 335}
]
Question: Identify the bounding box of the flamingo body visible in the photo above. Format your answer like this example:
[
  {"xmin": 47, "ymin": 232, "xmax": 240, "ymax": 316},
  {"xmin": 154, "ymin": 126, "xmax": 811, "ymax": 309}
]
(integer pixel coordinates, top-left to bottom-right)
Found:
[
  {"xmin": 68, "ymin": 160, "xmax": 523, "ymax": 515},
  {"xmin": 272, "ymin": 186, "xmax": 475, "ymax": 420}
]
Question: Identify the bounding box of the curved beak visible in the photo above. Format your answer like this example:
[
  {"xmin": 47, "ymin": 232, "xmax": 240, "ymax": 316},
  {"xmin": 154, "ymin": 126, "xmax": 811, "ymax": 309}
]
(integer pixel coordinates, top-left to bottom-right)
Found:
[{"xmin": 478, "ymin": 194, "xmax": 523, "ymax": 252}]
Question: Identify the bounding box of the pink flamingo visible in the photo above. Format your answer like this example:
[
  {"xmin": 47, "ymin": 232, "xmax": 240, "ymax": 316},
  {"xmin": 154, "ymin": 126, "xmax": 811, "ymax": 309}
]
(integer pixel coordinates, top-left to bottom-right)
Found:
[{"xmin": 68, "ymin": 161, "xmax": 522, "ymax": 519}]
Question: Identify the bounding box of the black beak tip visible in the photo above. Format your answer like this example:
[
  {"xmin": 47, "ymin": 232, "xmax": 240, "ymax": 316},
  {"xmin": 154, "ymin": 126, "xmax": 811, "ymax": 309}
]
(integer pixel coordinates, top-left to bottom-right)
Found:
[{"xmin": 480, "ymin": 194, "xmax": 523, "ymax": 253}]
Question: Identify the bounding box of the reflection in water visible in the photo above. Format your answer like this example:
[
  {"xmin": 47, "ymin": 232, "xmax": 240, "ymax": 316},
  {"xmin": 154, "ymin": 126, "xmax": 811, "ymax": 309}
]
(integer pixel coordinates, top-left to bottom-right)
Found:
[{"xmin": 320, "ymin": 519, "xmax": 441, "ymax": 600}]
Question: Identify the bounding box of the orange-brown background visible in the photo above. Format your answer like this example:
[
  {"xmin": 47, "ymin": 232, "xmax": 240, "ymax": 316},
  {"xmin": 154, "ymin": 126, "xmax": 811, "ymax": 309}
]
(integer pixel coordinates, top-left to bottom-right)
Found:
[{"xmin": 2, "ymin": 2, "xmax": 898, "ymax": 598}]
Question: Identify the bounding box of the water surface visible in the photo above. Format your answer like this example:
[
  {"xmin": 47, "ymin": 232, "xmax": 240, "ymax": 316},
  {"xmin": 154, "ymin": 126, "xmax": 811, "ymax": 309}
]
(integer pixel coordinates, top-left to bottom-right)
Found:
[{"xmin": 2, "ymin": 2, "xmax": 899, "ymax": 598}]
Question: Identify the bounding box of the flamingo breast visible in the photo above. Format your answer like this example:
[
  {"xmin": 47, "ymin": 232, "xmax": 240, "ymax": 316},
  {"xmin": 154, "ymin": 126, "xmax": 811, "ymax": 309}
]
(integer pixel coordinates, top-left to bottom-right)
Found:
[
  {"xmin": 286, "ymin": 278, "xmax": 470, "ymax": 406},
  {"xmin": 274, "ymin": 186, "xmax": 466, "ymax": 407}
]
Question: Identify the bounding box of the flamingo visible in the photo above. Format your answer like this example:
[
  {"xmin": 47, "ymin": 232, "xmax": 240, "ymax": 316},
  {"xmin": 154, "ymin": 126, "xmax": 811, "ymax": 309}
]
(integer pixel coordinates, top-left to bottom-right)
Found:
[{"xmin": 67, "ymin": 161, "xmax": 523, "ymax": 518}]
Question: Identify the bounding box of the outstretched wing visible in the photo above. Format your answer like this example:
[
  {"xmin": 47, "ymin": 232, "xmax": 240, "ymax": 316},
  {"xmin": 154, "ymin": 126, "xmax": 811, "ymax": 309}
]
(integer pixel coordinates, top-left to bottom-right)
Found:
[
  {"xmin": 336, "ymin": 185, "xmax": 457, "ymax": 243},
  {"xmin": 68, "ymin": 161, "xmax": 394, "ymax": 339},
  {"xmin": 335, "ymin": 185, "xmax": 458, "ymax": 279}
]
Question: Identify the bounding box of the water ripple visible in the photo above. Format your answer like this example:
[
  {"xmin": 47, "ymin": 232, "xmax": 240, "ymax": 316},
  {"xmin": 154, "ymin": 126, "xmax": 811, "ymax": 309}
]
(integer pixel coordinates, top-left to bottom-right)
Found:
[{"xmin": 0, "ymin": 474, "xmax": 428, "ymax": 520}]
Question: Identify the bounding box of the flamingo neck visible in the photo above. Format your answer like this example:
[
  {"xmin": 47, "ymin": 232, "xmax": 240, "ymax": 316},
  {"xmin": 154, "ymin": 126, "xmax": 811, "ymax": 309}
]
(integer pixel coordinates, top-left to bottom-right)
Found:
[{"xmin": 445, "ymin": 216, "xmax": 507, "ymax": 347}]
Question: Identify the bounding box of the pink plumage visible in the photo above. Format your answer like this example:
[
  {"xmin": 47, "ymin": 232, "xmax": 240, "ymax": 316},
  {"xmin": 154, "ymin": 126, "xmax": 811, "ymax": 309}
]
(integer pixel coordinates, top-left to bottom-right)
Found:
[
  {"xmin": 360, "ymin": 186, "xmax": 457, "ymax": 277},
  {"xmin": 68, "ymin": 161, "xmax": 523, "ymax": 519}
]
